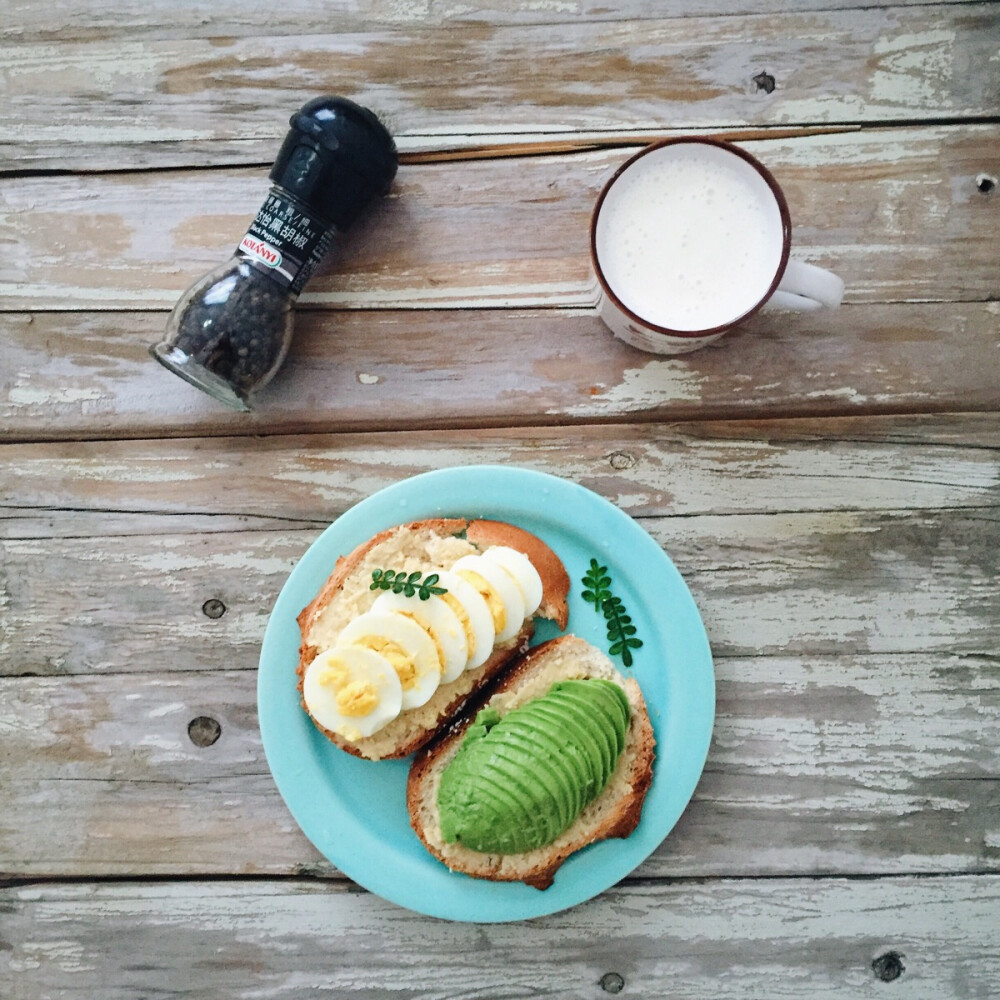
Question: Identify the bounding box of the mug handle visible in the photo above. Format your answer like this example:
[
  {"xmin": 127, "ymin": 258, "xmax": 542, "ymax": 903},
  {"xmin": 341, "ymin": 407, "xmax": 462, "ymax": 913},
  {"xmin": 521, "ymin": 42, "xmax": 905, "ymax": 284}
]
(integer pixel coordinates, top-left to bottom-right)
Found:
[{"xmin": 765, "ymin": 260, "xmax": 845, "ymax": 312}]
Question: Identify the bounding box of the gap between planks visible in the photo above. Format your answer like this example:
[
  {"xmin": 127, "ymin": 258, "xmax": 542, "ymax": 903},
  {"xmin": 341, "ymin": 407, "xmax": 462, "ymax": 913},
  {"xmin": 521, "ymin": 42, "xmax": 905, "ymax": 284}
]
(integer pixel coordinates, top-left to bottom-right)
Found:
[
  {"xmin": 4, "ymin": 403, "xmax": 1000, "ymax": 447},
  {"xmin": 4, "ymin": 868, "xmax": 998, "ymax": 889}
]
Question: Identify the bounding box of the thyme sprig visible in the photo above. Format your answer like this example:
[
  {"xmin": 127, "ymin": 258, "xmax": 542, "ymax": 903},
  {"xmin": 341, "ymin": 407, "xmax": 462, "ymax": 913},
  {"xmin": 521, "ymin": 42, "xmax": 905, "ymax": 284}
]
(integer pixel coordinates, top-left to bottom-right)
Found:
[
  {"xmin": 370, "ymin": 569, "xmax": 447, "ymax": 600},
  {"xmin": 580, "ymin": 558, "xmax": 643, "ymax": 667}
]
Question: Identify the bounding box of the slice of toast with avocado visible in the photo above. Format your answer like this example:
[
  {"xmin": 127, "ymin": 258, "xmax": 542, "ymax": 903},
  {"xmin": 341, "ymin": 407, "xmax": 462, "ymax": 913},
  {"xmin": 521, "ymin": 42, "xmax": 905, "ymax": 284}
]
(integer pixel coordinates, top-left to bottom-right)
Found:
[{"xmin": 407, "ymin": 634, "xmax": 656, "ymax": 889}]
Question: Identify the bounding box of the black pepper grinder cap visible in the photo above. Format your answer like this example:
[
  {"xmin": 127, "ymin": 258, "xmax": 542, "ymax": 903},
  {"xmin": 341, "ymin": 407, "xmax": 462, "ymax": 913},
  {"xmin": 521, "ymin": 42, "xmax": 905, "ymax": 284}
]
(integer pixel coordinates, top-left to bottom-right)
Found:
[{"xmin": 269, "ymin": 96, "xmax": 398, "ymax": 231}]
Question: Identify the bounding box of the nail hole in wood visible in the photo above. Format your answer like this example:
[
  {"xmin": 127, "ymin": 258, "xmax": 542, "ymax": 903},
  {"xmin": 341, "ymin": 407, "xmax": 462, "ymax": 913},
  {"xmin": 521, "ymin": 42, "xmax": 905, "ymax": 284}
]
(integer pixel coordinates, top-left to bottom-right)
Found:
[
  {"xmin": 975, "ymin": 173, "xmax": 996, "ymax": 194},
  {"xmin": 609, "ymin": 451, "xmax": 636, "ymax": 471},
  {"xmin": 202, "ymin": 598, "xmax": 226, "ymax": 619},
  {"xmin": 752, "ymin": 71, "xmax": 776, "ymax": 94},
  {"xmin": 599, "ymin": 972, "xmax": 625, "ymax": 993},
  {"xmin": 188, "ymin": 716, "xmax": 222, "ymax": 747},
  {"xmin": 872, "ymin": 951, "xmax": 905, "ymax": 982}
]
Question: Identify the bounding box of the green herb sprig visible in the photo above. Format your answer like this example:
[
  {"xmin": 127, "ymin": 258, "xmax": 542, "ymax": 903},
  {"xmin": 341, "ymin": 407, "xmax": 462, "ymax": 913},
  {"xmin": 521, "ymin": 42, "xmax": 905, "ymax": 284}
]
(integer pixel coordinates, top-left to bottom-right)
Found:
[
  {"xmin": 601, "ymin": 594, "xmax": 642, "ymax": 667},
  {"xmin": 581, "ymin": 559, "xmax": 613, "ymax": 610},
  {"xmin": 370, "ymin": 569, "xmax": 447, "ymax": 600},
  {"xmin": 581, "ymin": 558, "xmax": 643, "ymax": 667}
]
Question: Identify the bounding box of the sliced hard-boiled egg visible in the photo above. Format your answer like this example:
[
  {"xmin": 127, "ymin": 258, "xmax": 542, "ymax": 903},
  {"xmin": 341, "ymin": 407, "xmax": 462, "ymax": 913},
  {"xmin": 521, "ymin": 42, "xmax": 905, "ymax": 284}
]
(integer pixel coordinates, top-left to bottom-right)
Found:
[
  {"xmin": 372, "ymin": 591, "xmax": 467, "ymax": 684},
  {"xmin": 433, "ymin": 569, "xmax": 496, "ymax": 671},
  {"xmin": 481, "ymin": 545, "xmax": 543, "ymax": 618},
  {"xmin": 302, "ymin": 645, "xmax": 402, "ymax": 742},
  {"xmin": 451, "ymin": 554, "xmax": 526, "ymax": 644},
  {"xmin": 336, "ymin": 611, "xmax": 442, "ymax": 710}
]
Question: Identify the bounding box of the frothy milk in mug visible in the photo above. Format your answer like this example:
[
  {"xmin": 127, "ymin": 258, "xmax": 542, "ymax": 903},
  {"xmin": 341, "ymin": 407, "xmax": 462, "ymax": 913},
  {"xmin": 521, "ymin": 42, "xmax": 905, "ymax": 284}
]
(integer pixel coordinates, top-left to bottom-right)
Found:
[{"xmin": 590, "ymin": 138, "xmax": 843, "ymax": 353}]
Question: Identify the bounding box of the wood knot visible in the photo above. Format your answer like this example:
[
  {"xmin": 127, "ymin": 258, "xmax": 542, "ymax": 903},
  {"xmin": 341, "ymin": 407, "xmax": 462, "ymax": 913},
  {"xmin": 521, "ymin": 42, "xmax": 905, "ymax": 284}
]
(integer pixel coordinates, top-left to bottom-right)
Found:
[
  {"xmin": 608, "ymin": 451, "xmax": 636, "ymax": 471},
  {"xmin": 975, "ymin": 173, "xmax": 996, "ymax": 195},
  {"xmin": 872, "ymin": 951, "xmax": 905, "ymax": 982},
  {"xmin": 752, "ymin": 71, "xmax": 776, "ymax": 94},
  {"xmin": 599, "ymin": 972, "xmax": 625, "ymax": 993},
  {"xmin": 188, "ymin": 716, "xmax": 222, "ymax": 747},
  {"xmin": 202, "ymin": 598, "xmax": 227, "ymax": 619}
]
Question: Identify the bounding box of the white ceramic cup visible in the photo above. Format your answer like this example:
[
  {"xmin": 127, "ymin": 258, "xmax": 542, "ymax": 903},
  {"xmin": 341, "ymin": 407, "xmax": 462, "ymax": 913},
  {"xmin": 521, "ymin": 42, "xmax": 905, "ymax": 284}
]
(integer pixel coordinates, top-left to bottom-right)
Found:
[{"xmin": 590, "ymin": 138, "xmax": 844, "ymax": 354}]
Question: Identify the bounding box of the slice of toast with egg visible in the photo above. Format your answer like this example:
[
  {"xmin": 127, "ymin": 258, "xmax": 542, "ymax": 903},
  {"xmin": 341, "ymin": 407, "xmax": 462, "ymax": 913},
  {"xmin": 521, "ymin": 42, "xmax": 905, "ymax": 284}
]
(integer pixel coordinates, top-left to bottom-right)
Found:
[
  {"xmin": 296, "ymin": 518, "xmax": 570, "ymax": 761},
  {"xmin": 406, "ymin": 634, "xmax": 655, "ymax": 889}
]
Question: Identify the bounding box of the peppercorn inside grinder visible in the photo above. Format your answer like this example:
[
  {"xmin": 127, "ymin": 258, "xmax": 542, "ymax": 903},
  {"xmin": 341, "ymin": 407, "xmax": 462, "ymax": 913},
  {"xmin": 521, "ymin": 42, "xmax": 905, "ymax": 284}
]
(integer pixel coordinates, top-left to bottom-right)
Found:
[{"xmin": 151, "ymin": 97, "xmax": 397, "ymax": 411}]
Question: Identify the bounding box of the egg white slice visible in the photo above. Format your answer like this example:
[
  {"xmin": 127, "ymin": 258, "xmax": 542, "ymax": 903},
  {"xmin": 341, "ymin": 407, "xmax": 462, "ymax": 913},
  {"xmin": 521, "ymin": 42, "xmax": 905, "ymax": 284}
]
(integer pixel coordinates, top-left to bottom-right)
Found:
[
  {"xmin": 302, "ymin": 645, "xmax": 402, "ymax": 741},
  {"xmin": 336, "ymin": 611, "xmax": 442, "ymax": 710},
  {"xmin": 372, "ymin": 592, "xmax": 467, "ymax": 683},
  {"xmin": 433, "ymin": 569, "xmax": 496, "ymax": 671},
  {"xmin": 451, "ymin": 554, "xmax": 526, "ymax": 644},
  {"xmin": 481, "ymin": 545, "xmax": 543, "ymax": 618}
]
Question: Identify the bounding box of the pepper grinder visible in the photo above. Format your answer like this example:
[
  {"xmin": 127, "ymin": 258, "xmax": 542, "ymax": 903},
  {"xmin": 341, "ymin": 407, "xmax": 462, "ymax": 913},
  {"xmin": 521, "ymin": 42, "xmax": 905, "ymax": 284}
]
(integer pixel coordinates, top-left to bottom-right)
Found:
[{"xmin": 151, "ymin": 96, "xmax": 397, "ymax": 411}]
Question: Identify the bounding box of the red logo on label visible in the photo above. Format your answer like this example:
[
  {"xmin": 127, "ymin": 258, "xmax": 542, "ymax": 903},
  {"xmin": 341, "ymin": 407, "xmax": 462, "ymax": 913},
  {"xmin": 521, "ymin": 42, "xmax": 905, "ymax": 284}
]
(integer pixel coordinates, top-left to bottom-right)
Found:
[{"xmin": 240, "ymin": 235, "xmax": 282, "ymax": 268}]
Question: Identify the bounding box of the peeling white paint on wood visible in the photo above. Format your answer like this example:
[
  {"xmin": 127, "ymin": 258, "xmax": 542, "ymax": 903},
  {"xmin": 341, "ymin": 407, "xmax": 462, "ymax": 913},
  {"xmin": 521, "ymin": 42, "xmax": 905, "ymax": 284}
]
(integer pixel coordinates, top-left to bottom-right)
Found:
[
  {"xmin": 4, "ymin": 303, "xmax": 1000, "ymax": 441},
  {"xmin": 3, "ymin": 877, "xmax": 999, "ymax": 998},
  {"xmin": 559, "ymin": 359, "xmax": 709, "ymax": 414},
  {"xmin": 6, "ymin": 384, "xmax": 106, "ymax": 406},
  {"xmin": 2, "ymin": 127, "xmax": 997, "ymax": 312},
  {"xmin": 0, "ymin": 0, "xmax": 957, "ymax": 45},
  {"xmin": 1, "ymin": 650, "xmax": 996, "ymax": 879},
  {"xmin": 2, "ymin": 6, "xmax": 997, "ymax": 995},
  {"xmin": 3, "ymin": 415, "xmax": 996, "ymax": 530},
  {"xmin": 870, "ymin": 27, "xmax": 957, "ymax": 107},
  {"xmin": 2, "ymin": 5, "xmax": 998, "ymax": 173},
  {"xmin": 1, "ymin": 504, "xmax": 995, "ymax": 678}
]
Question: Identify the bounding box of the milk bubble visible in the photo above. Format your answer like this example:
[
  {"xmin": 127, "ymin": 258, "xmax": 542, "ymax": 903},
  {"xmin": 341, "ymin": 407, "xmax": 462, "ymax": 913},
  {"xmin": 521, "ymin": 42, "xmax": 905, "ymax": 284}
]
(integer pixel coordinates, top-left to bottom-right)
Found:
[{"xmin": 595, "ymin": 143, "xmax": 785, "ymax": 331}]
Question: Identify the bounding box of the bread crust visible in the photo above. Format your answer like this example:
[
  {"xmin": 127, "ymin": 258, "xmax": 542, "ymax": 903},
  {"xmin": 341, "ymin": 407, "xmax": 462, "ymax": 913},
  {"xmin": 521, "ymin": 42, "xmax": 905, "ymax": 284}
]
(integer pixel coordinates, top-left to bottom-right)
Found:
[
  {"xmin": 407, "ymin": 635, "xmax": 656, "ymax": 889},
  {"xmin": 464, "ymin": 520, "xmax": 570, "ymax": 629},
  {"xmin": 296, "ymin": 518, "xmax": 570, "ymax": 760}
]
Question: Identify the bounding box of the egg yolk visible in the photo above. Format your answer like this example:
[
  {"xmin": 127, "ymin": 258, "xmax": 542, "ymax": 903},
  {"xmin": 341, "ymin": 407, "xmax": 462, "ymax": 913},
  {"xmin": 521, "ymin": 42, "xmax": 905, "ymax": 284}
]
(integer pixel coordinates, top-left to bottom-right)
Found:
[
  {"xmin": 456, "ymin": 569, "xmax": 506, "ymax": 632},
  {"xmin": 396, "ymin": 611, "xmax": 446, "ymax": 676},
  {"xmin": 316, "ymin": 655, "xmax": 380, "ymax": 717},
  {"xmin": 335, "ymin": 680, "xmax": 379, "ymax": 717},
  {"xmin": 317, "ymin": 661, "xmax": 350, "ymax": 689},
  {"xmin": 355, "ymin": 636, "xmax": 418, "ymax": 690},
  {"xmin": 440, "ymin": 593, "xmax": 474, "ymax": 650}
]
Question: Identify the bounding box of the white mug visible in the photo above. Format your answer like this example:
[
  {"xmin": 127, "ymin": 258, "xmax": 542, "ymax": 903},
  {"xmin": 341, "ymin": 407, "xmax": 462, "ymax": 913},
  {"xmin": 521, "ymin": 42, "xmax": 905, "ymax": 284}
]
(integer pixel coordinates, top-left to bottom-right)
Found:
[{"xmin": 590, "ymin": 138, "xmax": 844, "ymax": 354}]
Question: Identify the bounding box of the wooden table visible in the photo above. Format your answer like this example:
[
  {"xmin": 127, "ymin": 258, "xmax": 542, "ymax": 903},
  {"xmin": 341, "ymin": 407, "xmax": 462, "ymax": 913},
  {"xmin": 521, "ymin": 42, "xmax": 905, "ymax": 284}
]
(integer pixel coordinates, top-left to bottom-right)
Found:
[{"xmin": 2, "ymin": 1, "xmax": 999, "ymax": 995}]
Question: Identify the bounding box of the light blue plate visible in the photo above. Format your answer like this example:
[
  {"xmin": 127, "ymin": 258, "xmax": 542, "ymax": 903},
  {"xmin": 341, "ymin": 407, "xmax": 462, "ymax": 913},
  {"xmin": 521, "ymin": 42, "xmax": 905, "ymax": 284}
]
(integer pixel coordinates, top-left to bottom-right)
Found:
[{"xmin": 258, "ymin": 465, "xmax": 714, "ymax": 922}]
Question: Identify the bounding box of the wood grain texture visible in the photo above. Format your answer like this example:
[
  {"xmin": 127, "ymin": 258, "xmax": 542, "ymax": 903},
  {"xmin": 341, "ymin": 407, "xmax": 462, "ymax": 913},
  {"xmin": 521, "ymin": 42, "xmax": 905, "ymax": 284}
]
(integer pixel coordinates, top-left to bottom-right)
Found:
[
  {"xmin": 1, "ymin": 420, "xmax": 995, "ymax": 879},
  {"xmin": 3, "ymin": 505, "xmax": 995, "ymax": 676},
  {"xmin": 3, "ymin": 415, "xmax": 998, "ymax": 533},
  {"xmin": 3, "ymin": 0, "xmax": 971, "ymax": 43},
  {"xmin": 2, "ymin": 1, "xmax": 998, "ymax": 994},
  {"xmin": 1, "ymin": 652, "xmax": 997, "ymax": 879},
  {"xmin": 3, "ymin": 126, "xmax": 996, "ymax": 318},
  {"xmin": 4, "ymin": 300, "xmax": 1000, "ymax": 440},
  {"xmin": 4, "ymin": 877, "xmax": 1000, "ymax": 998},
  {"xmin": 3, "ymin": 4, "xmax": 998, "ymax": 170},
  {"xmin": 2, "ymin": 124, "xmax": 863, "ymax": 174},
  {"xmin": 1, "ymin": 415, "xmax": 995, "ymax": 669}
]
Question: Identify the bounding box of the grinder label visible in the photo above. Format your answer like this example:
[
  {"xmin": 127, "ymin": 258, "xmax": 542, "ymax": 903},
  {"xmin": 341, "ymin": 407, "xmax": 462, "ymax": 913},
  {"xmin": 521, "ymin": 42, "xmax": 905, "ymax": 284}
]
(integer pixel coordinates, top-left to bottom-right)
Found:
[{"xmin": 237, "ymin": 189, "xmax": 335, "ymax": 294}]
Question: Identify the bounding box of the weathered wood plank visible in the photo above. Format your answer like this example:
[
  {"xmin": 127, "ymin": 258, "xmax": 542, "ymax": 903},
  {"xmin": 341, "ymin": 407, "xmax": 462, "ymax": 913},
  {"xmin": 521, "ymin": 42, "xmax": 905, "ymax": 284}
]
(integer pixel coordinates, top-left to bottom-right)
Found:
[
  {"xmin": 2, "ymin": 504, "xmax": 996, "ymax": 676},
  {"xmin": 2, "ymin": 415, "xmax": 998, "ymax": 537},
  {"xmin": 0, "ymin": 506, "xmax": 316, "ymax": 539},
  {"xmin": 4, "ymin": 302, "xmax": 1000, "ymax": 440},
  {"xmin": 2, "ymin": 417, "xmax": 996, "ymax": 671},
  {"xmin": 3, "ymin": 124, "xmax": 862, "ymax": 175},
  {"xmin": 1, "ymin": 652, "xmax": 997, "ymax": 878},
  {"xmin": 3, "ymin": 5, "xmax": 997, "ymax": 171},
  {"xmin": 4, "ymin": 877, "xmax": 999, "ymax": 998},
  {"xmin": 3, "ymin": 0, "xmax": 970, "ymax": 43},
  {"xmin": 2, "ymin": 127, "xmax": 996, "ymax": 321}
]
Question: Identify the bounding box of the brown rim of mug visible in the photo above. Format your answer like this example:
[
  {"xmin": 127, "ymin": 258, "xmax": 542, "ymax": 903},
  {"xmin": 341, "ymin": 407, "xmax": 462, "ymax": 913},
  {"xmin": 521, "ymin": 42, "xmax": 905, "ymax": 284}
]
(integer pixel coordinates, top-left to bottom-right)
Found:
[{"xmin": 589, "ymin": 137, "xmax": 793, "ymax": 339}]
